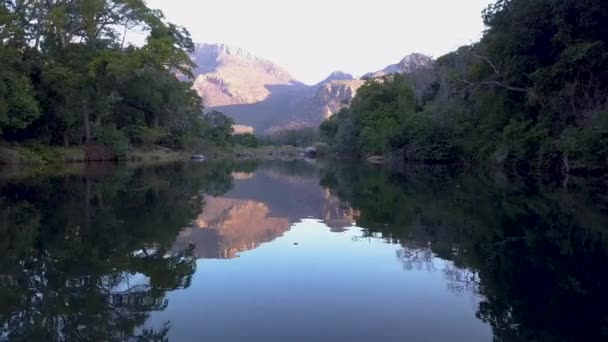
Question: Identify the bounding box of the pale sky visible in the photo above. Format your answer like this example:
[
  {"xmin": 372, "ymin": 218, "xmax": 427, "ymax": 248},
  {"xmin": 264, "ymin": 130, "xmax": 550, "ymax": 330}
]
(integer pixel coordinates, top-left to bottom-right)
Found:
[{"xmin": 144, "ymin": 0, "xmax": 494, "ymax": 84}]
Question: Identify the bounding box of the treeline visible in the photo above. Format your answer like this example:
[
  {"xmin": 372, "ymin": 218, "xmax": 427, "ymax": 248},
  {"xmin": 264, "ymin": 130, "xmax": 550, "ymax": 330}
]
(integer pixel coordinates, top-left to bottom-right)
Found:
[
  {"xmin": 321, "ymin": 0, "xmax": 608, "ymax": 173},
  {"xmin": 259, "ymin": 127, "xmax": 319, "ymax": 147},
  {"xmin": 0, "ymin": 0, "xmax": 232, "ymax": 159}
]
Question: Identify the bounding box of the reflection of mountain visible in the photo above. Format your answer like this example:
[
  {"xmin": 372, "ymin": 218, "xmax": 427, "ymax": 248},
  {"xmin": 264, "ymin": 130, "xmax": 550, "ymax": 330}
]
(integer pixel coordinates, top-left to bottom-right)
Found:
[
  {"xmin": 172, "ymin": 196, "xmax": 291, "ymax": 259},
  {"xmin": 172, "ymin": 164, "xmax": 358, "ymax": 259}
]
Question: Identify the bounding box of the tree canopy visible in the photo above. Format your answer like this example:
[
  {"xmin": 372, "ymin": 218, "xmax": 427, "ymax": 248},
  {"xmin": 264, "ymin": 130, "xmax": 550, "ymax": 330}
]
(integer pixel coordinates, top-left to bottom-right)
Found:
[
  {"xmin": 0, "ymin": 0, "xmax": 229, "ymax": 156},
  {"xmin": 321, "ymin": 0, "xmax": 608, "ymax": 173}
]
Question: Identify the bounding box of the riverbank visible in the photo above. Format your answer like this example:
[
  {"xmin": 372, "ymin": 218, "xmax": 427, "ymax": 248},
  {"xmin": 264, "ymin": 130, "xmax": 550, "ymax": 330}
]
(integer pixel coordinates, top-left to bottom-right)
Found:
[
  {"xmin": 214, "ymin": 145, "xmax": 305, "ymax": 160},
  {"xmin": 0, "ymin": 144, "xmax": 191, "ymax": 165},
  {"xmin": 0, "ymin": 143, "xmax": 308, "ymax": 167}
]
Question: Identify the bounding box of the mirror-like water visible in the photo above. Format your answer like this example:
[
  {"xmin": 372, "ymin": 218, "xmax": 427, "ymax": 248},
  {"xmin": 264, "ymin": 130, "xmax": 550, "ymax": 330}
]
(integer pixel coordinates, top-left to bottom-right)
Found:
[{"xmin": 1, "ymin": 160, "xmax": 607, "ymax": 341}]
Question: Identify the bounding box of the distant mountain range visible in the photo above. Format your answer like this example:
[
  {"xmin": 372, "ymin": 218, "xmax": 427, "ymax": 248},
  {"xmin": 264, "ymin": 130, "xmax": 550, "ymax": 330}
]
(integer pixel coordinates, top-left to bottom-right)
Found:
[{"xmin": 189, "ymin": 43, "xmax": 433, "ymax": 133}]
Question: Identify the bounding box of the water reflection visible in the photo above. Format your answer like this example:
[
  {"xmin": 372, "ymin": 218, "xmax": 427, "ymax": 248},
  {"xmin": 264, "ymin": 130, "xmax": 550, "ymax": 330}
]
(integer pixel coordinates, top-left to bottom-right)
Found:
[
  {"xmin": 172, "ymin": 162, "xmax": 358, "ymax": 259},
  {"xmin": 0, "ymin": 160, "xmax": 607, "ymax": 341},
  {"xmin": 321, "ymin": 163, "xmax": 608, "ymax": 342},
  {"xmin": 0, "ymin": 162, "xmax": 246, "ymax": 341}
]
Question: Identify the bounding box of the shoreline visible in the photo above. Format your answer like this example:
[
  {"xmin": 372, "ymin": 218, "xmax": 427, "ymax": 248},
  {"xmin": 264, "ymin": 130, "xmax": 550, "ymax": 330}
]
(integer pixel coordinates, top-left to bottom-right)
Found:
[{"xmin": 0, "ymin": 144, "xmax": 308, "ymax": 166}]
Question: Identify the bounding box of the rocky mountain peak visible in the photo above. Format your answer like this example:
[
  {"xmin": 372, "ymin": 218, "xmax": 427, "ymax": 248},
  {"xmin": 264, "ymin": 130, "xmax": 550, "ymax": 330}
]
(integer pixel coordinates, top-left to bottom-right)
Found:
[
  {"xmin": 189, "ymin": 44, "xmax": 435, "ymax": 133},
  {"xmin": 190, "ymin": 43, "xmax": 297, "ymax": 110},
  {"xmin": 363, "ymin": 53, "xmax": 434, "ymax": 79},
  {"xmin": 315, "ymin": 71, "xmax": 355, "ymax": 86},
  {"xmin": 191, "ymin": 43, "xmax": 293, "ymax": 80},
  {"xmin": 397, "ymin": 53, "xmax": 435, "ymax": 73}
]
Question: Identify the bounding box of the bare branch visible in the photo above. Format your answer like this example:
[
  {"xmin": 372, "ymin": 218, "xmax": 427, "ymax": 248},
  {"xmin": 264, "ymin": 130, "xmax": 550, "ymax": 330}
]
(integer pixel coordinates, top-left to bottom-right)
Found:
[{"xmin": 474, "ymin": 53, "xmax": 501, "ymax": 76}]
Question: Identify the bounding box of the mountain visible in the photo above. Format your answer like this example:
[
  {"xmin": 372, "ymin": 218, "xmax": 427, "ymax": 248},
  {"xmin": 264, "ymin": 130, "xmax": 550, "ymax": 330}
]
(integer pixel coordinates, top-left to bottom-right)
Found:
[
  {"xmin": 363, "ymin": 53, "xmax": 434, "ymax": 79},
  {"xmin": 314, "ymin": 71, "xmax": 355, "ymax": 86},
  {"xmin": 191, "ymin": 44, "xmax": 302, "ymax": 108},
  {"xmin": 189, "ymin": 44, "xmax": 432, "ymax": 133}
]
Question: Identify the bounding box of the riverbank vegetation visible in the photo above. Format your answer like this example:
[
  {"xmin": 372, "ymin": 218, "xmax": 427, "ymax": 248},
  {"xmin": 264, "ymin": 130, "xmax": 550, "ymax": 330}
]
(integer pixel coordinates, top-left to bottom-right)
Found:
[
  {"xmin": 321, "ymin": 0, "xmax": 608, "ymax": 173},
  {"xmin": 0, "ymin": 0, "xmax": 235, "ymax": 163}
]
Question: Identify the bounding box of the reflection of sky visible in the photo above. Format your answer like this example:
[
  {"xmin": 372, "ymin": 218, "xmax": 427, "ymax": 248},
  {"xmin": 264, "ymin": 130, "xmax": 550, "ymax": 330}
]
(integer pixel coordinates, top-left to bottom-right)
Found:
[
  {"xmin": 147, "ymin": 220, "xmax": 491, "ymax": 342},
  {"xmin": 107, "ymin": 273, "xmax": 150, "ymax": 294}
]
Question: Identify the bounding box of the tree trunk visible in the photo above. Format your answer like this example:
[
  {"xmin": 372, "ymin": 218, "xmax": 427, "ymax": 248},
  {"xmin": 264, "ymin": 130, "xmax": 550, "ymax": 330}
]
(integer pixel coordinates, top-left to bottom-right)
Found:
[
  {"xmin": 63, "ymin": 131, "xmax": 69, "ymax": 147},
  {"xmin": 84, "ymin": 176, "xmax": 92, "ymax": 232},
  {"xmin": 563, "ymin": 153, "xmax": 570, "ymax": 175},
  {"xmin": 83, "ymin": 106, "xmax": 91, "ymax": 143}
]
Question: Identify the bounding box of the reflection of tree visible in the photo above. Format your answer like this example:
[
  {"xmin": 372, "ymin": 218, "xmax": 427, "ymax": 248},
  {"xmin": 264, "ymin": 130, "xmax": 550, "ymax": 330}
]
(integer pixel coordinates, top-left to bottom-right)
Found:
[
  {"xmin": 396, "ymin": 245, "xmax": 435, "ymax": 271},
  {"xmin": 322, "ymin": 163, "xmax": 608, "ymax": 341},
  {"xmin": 443, "ymin": 264, "xmax": 479, "ymax": 295},
  {"xmin": 0, "ymin": 161, "xmax": 244, "ymax": 341}
]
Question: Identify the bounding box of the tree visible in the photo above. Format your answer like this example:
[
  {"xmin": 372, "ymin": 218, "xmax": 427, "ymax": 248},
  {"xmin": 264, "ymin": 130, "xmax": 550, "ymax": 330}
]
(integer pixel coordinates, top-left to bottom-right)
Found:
[{"xmin": 0, "ymin": 0, "xmax": 224, "ymax": 153}]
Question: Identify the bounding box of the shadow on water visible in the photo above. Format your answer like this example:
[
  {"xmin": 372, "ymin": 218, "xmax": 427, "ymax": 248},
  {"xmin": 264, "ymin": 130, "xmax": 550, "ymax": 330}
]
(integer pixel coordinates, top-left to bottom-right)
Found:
[{"xmin": 1, "ymin": 159, "xmax": 608, "ymax": 341}]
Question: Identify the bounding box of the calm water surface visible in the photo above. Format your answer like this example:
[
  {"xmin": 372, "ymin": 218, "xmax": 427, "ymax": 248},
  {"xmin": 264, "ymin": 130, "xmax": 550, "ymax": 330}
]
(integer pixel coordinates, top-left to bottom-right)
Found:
[{"xmin": 1, "ymin": 160, "xmax": 607, "ymax": 341}]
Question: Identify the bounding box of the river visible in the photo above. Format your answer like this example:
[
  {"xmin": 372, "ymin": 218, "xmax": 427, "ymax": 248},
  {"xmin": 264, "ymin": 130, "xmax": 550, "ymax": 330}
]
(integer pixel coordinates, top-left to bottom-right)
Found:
[{"xmin": 0, "ymin": 160, "xmax": 606, "ymax": 341}]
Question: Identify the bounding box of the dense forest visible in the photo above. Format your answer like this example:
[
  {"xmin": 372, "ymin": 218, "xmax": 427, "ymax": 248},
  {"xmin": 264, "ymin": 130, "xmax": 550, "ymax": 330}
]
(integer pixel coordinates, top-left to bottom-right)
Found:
[
  {"xmin": 321, "ymin": 0, "xmax": 608, "ymax": 173},
  {"xmin": 0, "ymin": 0, "xmax": 234, "ymax": 161}
]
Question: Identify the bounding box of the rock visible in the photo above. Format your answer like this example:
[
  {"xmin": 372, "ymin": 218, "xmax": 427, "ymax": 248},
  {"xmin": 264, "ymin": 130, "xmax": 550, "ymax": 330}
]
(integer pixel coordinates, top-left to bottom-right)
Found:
[
  {"xmin": 363, "ymin": 53, "xmax": 434, "ymax": 79},
  {"xmin": 191, "ymin": 154, "xmax": 205, "ymax": 161},
  {"xmin": 304, "ymin": 147, "xmax": 317, "ymax": 158},
  {"xmin": 367, "ymin": 156, "xmax": 387, "ymax": 164}
]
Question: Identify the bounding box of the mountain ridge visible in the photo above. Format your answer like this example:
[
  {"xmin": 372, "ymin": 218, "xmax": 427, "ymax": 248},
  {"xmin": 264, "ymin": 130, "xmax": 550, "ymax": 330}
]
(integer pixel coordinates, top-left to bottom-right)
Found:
[{"xmin": 189, "ymin": 43, "xmax": 433, "ymax": 133}]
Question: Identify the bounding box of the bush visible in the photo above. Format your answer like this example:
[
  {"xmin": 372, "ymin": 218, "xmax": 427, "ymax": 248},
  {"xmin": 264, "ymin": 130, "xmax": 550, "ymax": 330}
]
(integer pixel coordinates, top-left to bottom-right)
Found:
[
  {"xmin": 231, "ymin": 133, "xmax": 259, "ymax": 148},
  {"xmin": 93, "ymin": 125, "xmax": 131, "ymax": 159},
  {"xmin": 313, "ymin": 142, "xmax": 330, "ymax": 157},
  {"xmin": 129, "ymin": 126, "xmax": 169, "ymax": 148}
]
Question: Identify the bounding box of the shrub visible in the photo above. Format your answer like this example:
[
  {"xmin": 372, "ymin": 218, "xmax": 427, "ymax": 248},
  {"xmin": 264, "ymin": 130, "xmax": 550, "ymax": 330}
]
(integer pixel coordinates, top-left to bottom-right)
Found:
[
  {"xmin": 93, "ymin": 125, "xmax": 131, "ymax": 159},
  {"xmin": 231, "ymin": 133, "xmax": 259, "ymax": 148},
  {"xmin": 313, "ymin": 142, "xmax": 330, "ymax": 157},
  {"xmin": 129, "ymin": 126, "xmax": 169, "ymax": 148}
]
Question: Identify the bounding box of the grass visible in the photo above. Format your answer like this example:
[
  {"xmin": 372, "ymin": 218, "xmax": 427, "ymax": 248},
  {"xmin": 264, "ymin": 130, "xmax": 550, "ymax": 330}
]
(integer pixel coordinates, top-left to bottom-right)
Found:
[
  {"xmin": 127, "ymin": 149, "xmax": 189, "ymax": 163},
  {"xmin": 0, "ymin": 143, "xmax": 189, "ymax": 166},
  {"xmin": 0, "ymin": 144, "xmax": 84, "ymax": 165},
  {"xmin": 224, "ymin": 144, "xmax": 305, "ymax": 160},
  {"xmin": 0, "ymin": 142, "xmax": 308, "ymax": 169}
]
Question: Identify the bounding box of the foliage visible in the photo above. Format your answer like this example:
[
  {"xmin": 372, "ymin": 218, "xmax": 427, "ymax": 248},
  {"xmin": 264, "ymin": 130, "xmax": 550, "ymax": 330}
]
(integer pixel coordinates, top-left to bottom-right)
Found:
[
  {"xmin": 0, "ymin": 47, "xmax": 40, "ymax": 133},
  {"xmin": 261, "ymin": 127, "xmax": 319, "ymax": 147},
  {"xmin": 313, "ymin": 142, "xmax": 329, "ymax": 157},
  {"xmin": 322, "ymin": 0, "xmax": 608, "ymax": 172},
  {"xmin": 231, "ymin": 133, "xmax": 260, "ymax": 148},
  {"xmin": 202, "ymin": 110, "xmax": 234, "ymax": 146},
  {"xmin": 93, "ymin": 124, "xmax": 131, "ymax": 159},
  {"xmin": 0, "ymin": 0, "xmax": 227, "ymax": 153}
]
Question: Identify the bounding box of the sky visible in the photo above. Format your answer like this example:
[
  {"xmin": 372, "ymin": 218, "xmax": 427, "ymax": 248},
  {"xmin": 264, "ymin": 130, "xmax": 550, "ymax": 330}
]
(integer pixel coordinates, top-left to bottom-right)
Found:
[{"xmin": 143, "ymin": 0, "xmax": 494, "ymax": 84}]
